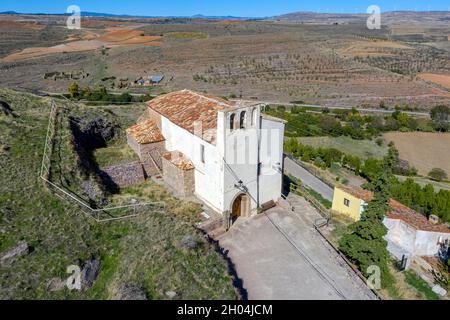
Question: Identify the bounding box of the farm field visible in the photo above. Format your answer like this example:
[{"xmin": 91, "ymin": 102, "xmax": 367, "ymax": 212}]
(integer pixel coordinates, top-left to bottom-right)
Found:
[
  {"xmin": 1, "ymin": 27, "xmax": 162, "ymax": 62},
  {"xmin": 418, "ymin": 73, "xmax": 450, "ymax": 90},
  {"xmin": 0, "ymin": 14, "xmax": 449, "ymax": 108},
  {"xmin": 298, "ymin": 136, "xmax": 389, "ymax": 160},
  {"xmin": 384, "ymin": 132, "xmax": 450, "ymax": 177}
]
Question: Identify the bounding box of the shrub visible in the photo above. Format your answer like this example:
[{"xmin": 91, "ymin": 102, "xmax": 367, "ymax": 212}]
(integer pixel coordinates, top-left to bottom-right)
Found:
[
  {"xmin": 428, "ymin": 168, "xmax": 448, "ymax": 182},
  {"xmin": 314, "ymin": 157, "xmax": 326, "ymax": 169},
  {"xmin": 430, "ymin": 105, "xmax": 449, "ymax": 132},
  {"xmin": 68, "ymin": 82, "xmax": 80, "ymax": 99},
  {"xmin": 375, "ymin": 137, "xmax": 384, "ymax": 146}
]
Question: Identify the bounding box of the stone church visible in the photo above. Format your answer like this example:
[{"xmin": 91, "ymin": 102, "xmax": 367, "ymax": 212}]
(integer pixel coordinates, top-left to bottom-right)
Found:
[{"xmin": 126, "ymin": 89, "xmax": 285, "ymax": 221}]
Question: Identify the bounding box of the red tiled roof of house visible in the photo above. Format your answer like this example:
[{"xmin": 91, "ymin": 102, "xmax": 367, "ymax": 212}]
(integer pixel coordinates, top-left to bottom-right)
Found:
[
  {"xmin": 162, "ymin": 150, "xmax": 194, "ymax": 171},
  {"xmin": 147, "ymin": 90, "xmax": 234, "ymax": 145},
  {"xmin": 337, "ymin": 185, "xmax": 450, "ymax": 234},
  {"xmin": 387, "ymin": 199, "xmax": 450, "ymax": 233},
  {"xmin": 338, "ymin": 185, "xmax": 374, "ymax": 202},
  {"xmin": 126, "ymin": 119, "xmax": 165, "ymax": 144}
]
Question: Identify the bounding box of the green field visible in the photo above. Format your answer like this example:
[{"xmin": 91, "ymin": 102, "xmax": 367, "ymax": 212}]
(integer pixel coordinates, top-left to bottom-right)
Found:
[
  {"xmin": 0, "ymin": 88, "xmax": 236, "ymax": 300},
  {"xmin": 298, "ymin": 136, "xmax": 389, "ymax": 160}
]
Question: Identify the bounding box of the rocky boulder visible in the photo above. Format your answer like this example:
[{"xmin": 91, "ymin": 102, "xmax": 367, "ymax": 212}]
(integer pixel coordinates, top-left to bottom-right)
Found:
[
  {"xmin": 81, "ymin": 257, "xmax": 100, "ymax": 290},
  {"xmin": 179, "ymin": 235, "xmax": 198, "ymax": 250},
  {"xmin": 115, "ymin": 283, "xmax": 147, "ymax": 300},
  {"xmin": 46, "ymin": 277, "xmax": 66, "ymax": 292},
  {"xmin": 0, "ymin": 100, "xmax": 17, "ymax": 117},
  {"xmin": 0, "ymin": 241, "xmax": 30, "ymax": 264}
]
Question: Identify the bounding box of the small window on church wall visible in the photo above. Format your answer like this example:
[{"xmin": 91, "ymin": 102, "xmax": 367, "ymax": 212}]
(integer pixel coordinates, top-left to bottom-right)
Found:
[
  {"xmin": 200, "ymin": 145, "xmax": 205, "ymax": 163},
  {"xmin": 230, "ymin": 113, "xmax": 235, "ymax": 131},
  {"xmin": 240, "ymin": 111, "xmax": 247, "ymax": 129},
  {"xmin": 251, "ymin": 108, "xmax": 257, "ymax": 126}
]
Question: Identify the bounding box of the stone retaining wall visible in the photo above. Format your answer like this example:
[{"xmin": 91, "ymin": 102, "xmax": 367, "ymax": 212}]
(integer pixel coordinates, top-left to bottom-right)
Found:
[
  {"xmin": 162, "ymin": 157, "xmax": 195, "ymax": 197},
  {"xmin": 101, "ymin": 161, "xmax": 145, "ymax": 187}
]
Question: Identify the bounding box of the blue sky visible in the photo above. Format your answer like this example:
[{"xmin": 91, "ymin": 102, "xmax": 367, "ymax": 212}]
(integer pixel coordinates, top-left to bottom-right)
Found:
[{"xmin": 1, "ymin": 0, "xmax": 449, "ymax": 17}]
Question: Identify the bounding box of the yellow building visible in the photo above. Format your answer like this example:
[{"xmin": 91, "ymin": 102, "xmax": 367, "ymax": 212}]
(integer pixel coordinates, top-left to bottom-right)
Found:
[{"xmin": 331, "ymin": 185, "xmax": 373, "ymax": 221}]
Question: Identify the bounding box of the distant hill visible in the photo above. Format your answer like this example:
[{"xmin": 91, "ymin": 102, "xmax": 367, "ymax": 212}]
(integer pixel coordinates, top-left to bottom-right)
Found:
[
  {"xmin": 273, "ymin": 10, "xmax": 450, "ymax": 26},
  {"xmin": 1, "ymin": 10, "xmax": 448, "ymax": 25},
  {"xmin": 0, "ymin": 11, "xmax": 20, "ymax": 15},
  {"xmin": 0, "ymin": 10, "xmax": 260, "ymax": 20}
]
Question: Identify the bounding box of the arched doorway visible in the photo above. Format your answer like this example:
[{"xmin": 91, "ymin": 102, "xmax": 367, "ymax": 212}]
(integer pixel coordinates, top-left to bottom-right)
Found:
[{"xmin": 231, "ymin": 193, "xmax": 250, "ymax": 223}]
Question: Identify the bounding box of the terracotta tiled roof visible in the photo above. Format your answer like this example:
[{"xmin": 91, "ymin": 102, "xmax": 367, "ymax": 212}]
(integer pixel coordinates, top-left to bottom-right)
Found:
[
  {"xmin": 147, "ymin": 90, "xmax": 234, "ymax": 145},
  {"xmin": 387, "ymin": 199, "xmax": 450, "ymax": 233},
  {"xmin": 337, "ymin": 185, "xmax": 450, "ymax": 234},
  {"xmin": 126, "ymin": 119, "xmax": 165, "ymax": 144},
  {"xmin": 338, "ymin": 185, "xmax": 374, "ymax": 202},
  {"xmin": 162, "ymin": 150, "xmax": 194, "ymax": 171}
]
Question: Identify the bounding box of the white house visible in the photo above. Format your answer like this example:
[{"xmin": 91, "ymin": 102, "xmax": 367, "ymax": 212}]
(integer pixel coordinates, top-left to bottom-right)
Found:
[
  {"xmin": 126, "ymin": 89, "xmax": 285, "ymax": 222},
  {"xmin": 384, "ymin": 201, "xmax": 450, "ymax": 260},
  {"xmin": 332, "ymin": 186, "xmax": 450, "ymax": 262}
]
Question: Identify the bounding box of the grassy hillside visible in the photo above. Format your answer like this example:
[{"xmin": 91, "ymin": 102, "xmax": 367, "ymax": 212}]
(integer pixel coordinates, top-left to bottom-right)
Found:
[
  {"xmin": 0, "ymin": 88, "xmax": 237, "ymax": 300},
  {"xmin": 298, "ymin": 136, "xmax": 389, "ymax": 160}
]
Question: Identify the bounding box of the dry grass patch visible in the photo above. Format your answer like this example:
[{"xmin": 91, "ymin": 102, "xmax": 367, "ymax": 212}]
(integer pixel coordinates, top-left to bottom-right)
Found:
[
  {"xmin": 418, "ymin": 73, "xmax": 450, "ymax": 90},
  {"xmin": 165, "ymin": 32, "xmax": 208, "ymax": 39}
]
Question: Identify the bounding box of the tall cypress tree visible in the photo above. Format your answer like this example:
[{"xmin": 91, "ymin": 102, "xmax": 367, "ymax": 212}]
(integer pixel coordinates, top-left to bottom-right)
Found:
[{"xmin": 338, "ymin": 172, "xmax": 394, "ymax": 288}]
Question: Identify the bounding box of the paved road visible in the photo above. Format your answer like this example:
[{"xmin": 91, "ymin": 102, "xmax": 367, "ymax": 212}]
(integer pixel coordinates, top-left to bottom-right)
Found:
[
  {"xmin": 217, "ymin": 195, "xmax": 377, "ymax": 300},
  {"xmin": 284, "ymin": 156, "xmax": 334, "ymax": 201}
]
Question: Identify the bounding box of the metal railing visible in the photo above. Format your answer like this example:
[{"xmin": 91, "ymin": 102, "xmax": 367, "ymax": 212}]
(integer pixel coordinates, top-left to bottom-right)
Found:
[
  {"xmin": 39, "ymin": 100, "xmax": 165, "ymax": 222},
  {"xmin": 288, "ymin": 182, "xmax": 331, "ymax": 228}
]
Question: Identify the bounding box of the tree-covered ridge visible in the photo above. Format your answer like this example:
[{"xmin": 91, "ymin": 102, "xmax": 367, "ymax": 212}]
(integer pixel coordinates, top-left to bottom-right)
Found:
[{"xmin": 265, "ymin": 104, "xmax": 442, "ymax": 140}]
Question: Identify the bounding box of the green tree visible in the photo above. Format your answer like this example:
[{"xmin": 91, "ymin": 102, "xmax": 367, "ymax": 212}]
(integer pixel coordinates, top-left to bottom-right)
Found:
[
  {"xmin": 428, "ymin": 168, "xmax": 448, "ymax": 182},
  {"xmin": 82, "ymin": 86, "xmax": 92, "ymax": 99},
  {"xmin": 68, "ymin": 82, "xmax": 80, "ymax": 99},
  {"xmin": 361, "ymin": 158, "xmax": 383, "ymax": 183},
  {"xmin": 284, "ymin": 138, "xmax": 299, "ymax": 156},
  {"xmin": 339, "ymin": 175, "xmax": 393, "ymax": 288},
  {"xmin": 430, "ymin": 105, "xmax": 449, "ymax": 132}
]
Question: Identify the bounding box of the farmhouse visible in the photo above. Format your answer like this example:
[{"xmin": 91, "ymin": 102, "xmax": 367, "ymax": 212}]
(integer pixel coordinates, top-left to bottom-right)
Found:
[
  {"xmin": 332, "ymin": 185, "xmax": 450, "ymax": 261},
  {"xmin": 126, "ymin": 89, "xmax": 285, "ymax": 222}
]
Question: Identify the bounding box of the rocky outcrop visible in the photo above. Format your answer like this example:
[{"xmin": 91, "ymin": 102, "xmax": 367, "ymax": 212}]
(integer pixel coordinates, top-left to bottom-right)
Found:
[
  {"xmin": 68, "ymin": 116, "xmax": 120, "ymax": 204},
  {"xmin": 81, "ymin": 257, "xmax": 100, "ymax": 291},
  {"xmin": 101, "ymin": 162, "xmax": 145, "ymax": 187},
  {"xmin": 179, "ymin": 235, "xmax": 198, "ymax": 250},
  {"xmin": 115, "ymin": 283, "xmax": 148, "ymax": 300},
  {"xmin": 0, "ymin": 100, "xmax": 17, "ymax": 117},
  {"xmin": 46, "ymin": 277, "xmax": 66, "ymax": 292},
  {"xmin": 0, "ymin": 241, "xmax": 29, "ymax": 264}
]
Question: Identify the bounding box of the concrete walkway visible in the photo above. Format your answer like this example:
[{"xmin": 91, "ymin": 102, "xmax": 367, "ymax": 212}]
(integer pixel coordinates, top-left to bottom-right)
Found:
[
  {"xmin": 217, "ymin": 194, "xmax": 376, "ymax": 300},
  {"xmin": 284, "ymin": 156, "xmax": 334, "ymax": 201}
]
